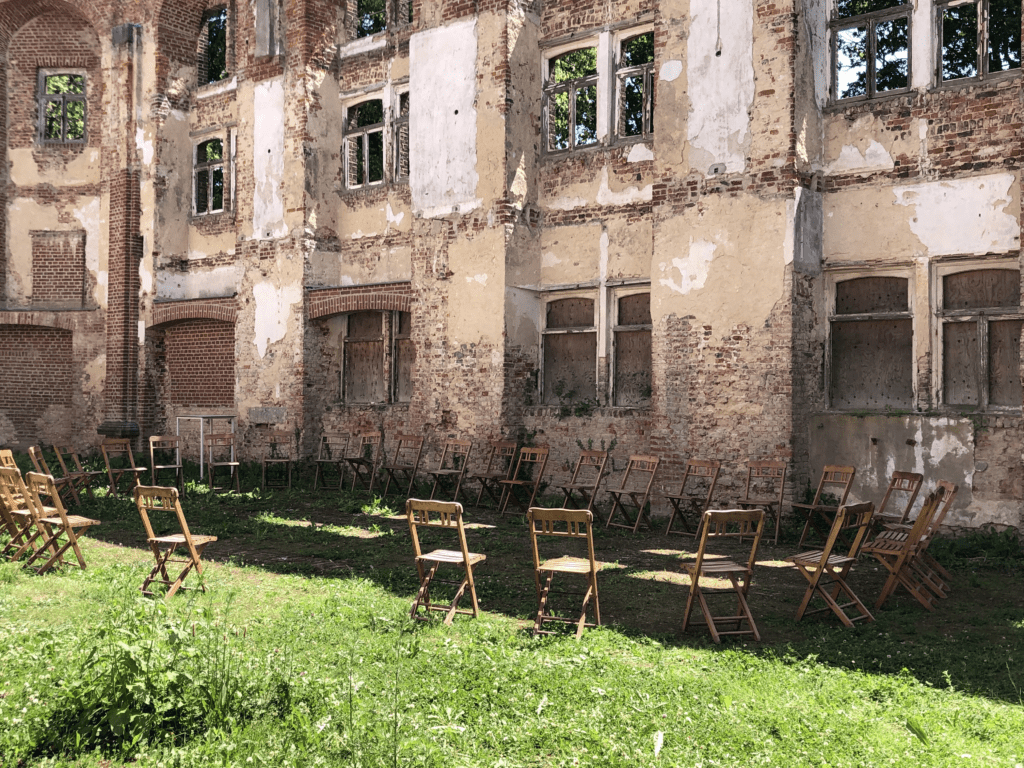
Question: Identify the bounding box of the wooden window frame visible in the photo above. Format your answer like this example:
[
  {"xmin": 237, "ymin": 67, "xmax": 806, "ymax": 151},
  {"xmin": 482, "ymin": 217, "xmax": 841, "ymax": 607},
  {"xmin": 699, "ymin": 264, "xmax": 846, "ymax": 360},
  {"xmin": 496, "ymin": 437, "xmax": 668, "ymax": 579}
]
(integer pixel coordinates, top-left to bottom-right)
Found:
[
  {"xmin": 344, "ymin": 97, "xmax": 386, "ymax": 189},
  {"xmin": 192, "ymin": 129, "xmax": 235, "ymax": 217},
  {"xmin": 351, "ymin": 0, "xmax": 413, "ymax": 40},
  {"xmin": 610, "ymin": 288, "xmax": 652, "ymax": 407},
  {"xmin": 830, "ymin": 4, "xmax": 913, "ymax": 102},
  {"xmin": 540, "ymin": 290, "xmax": 599, "ymax": 405},
  {"xmin": 340, "ymin": 309, "xmax": 412, "ymax": 404},
  {"xmin": 614, "ymin": 29, "xmax": 655, "ymax": 142},
  {"xmin": 542, "ymin": 41, "xmax": 600, "ymax": 154},
  {"xmin": 934, "ymin": 260, "xmax": 1023, "ymax": 412},
  {"xmin": 37, "ymin": 70, "xmax": 87, "ymax": 145},
  {"xmin": 936, "ymin": 0, "xmax": 1022, "ymax": 85}
]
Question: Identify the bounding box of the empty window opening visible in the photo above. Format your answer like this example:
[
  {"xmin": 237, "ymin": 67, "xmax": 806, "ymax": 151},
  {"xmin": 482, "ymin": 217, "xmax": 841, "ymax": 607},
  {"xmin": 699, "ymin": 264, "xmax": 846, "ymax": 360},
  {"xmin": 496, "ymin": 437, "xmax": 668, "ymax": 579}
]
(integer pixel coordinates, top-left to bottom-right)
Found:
[
  {"xmin": 941, "ymin": 269, "xmax": 1021, "ymax": 409},
  {"xmin": 940, "ymin": 0, "xmax": 1021, "ymax": 82},
  {"xmin": 342, "ymin": 310, "xmax": 412, "ymax": 403},
  {"xmin": 830, "ymin": 276, "xmax": 913, "ymax": 409},
  {"xmin": 345, "ymin": 99, "xmax": 385, "ymax": 188},
  {"xmin": 356, "ymin": 0, "xmax": 387, "ymax": 37},
  {"xmin": 39, "ymin": 73, "xmax": 85, "ymax": 143},
  {"xmin": 199, "ymin": 8, "xmax": 229, "ymax": 85},
  {"xmin": 545, "ymin": 47, "xmax": 598, "ymax": 152},
  {"xmin": 617, "ymin": 33, "xmax": 654, "ymax": 140},
  {"xmin": 832, "ymin": 0, "xmax": 909, "ymax": 100},
  {"xmin": 542, "ymin": 297, "xmax": 597, "ymax": 405},
  {"xmin": 394, "ymin": 92, "xmax": 410, "ymax": 181},
  {"xmin": 194, "ymin": 138, "xmax": 225, "ymax": 215},
  {"xmin": 613, "ymin": 292, "xmax": 652, "ymax": 406}
]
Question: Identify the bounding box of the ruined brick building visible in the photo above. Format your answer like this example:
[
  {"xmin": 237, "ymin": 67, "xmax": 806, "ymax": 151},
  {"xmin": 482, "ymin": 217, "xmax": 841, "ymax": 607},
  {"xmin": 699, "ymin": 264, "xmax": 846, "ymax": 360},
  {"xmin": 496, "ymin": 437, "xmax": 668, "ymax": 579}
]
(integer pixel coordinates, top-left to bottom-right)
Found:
[{"xmin": 0, "ymin": 0, "xmax": 1021, "ymax": 530}]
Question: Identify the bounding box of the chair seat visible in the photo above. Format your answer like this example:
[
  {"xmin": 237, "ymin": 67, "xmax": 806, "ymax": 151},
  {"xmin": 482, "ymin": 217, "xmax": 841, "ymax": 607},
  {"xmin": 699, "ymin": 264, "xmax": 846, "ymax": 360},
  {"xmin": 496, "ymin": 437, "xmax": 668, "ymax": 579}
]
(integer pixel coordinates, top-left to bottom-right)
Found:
[
  {"xmin": 787, "ymin": 550, "xmax": 856, "ymax": 568},
  {"xmin": 430, "ymin": 469, "xmax": 462, "ymax": 477},
  {"xmin": 210, "ymin": 459, "xmax": 240, "ymax": 466},
  {"xmin": 153, "ymin": 463, "xmax": 182, "ymax": 470},
  {"xmin": 150, "ymin": 533, "xmax": 218, "ymax": 546},
  {"xmin": 539, "ymin": 555, "xmax": 602, "ymax": 574},
  {"xmin": 682, "ymin": 558, "xmax": 750, "ymax": 577},
  {"xmin": 40, "ymin": 514, "xmax": 99, "ymax": 527},
  {"xmin": 736, "ymin": 495, "xmax": 778, "ymax": 506},
  {"xmin": 418, "ymin": 548, "xmax": 485, "ymax": 566},
  {"xmin": 264, "ymin": 458, "xmax": 291, "ymax": 464}
]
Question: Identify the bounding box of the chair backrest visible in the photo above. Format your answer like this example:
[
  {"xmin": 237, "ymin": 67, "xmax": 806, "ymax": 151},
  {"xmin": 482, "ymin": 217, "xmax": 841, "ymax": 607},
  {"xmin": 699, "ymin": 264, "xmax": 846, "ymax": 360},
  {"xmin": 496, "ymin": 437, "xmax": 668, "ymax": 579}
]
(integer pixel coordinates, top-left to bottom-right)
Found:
[
  {"xmin": 388, "ymin": 434, "xmax": 424, "ymax": 465},
  {"xmin": 28, "ymin": 445, "xmax": 53, "ymax": 476},
  {"xmin": 0, "ymin": 466, "xmax": 30, "ymax": 529},
  {"xmin": 134, "ymin": 485, "xmax": 194, "ymax": 545},
  {"xmin": 149, "ymin": 435, "xmax": 181, "ymax": 465},
  {"xmin": 743, "ymin": 460, "xmax": 787, "ymax": 504},
  {"xmin": 480, "ymin": 440, "xmax": 517, "ymax": 476},
  {"xmin": 510, "ymin": 446, "xmax": 549, "ymax": 483},
  {"xmin": 102, "ymin": 438, "xmax": 139, "ymax": 469},
  {"xmin": 317, "ymin": 433, "xmax": 350, "ymax": 461},
  {"xmin": 437, "ymin": 439, "xmax": 473, "ymax": 472},
  {"xmin": 692, "ymin": 508, "xmax": 765, "ymax": 575},
  {"xmin": 616, "ymin": 455, "xmax": 659, "ymax": 493},
  {"xmin": 567, "ymin": 450, "xmax": 608, "ymax": 489},
  {"xmin": 1, "ymin": 449, "xmax": 18, "ymax": 471},
  {"xmin": 679, "ymin": 459, "xmax": 720, "ymax": 502},
  {"xmin": 815, "ymin": 501, "xmax": 875, "ymax": 569},
  {"xmin": 876, "ymin": 470, "xmax": 924, "ymax": 524},
  {"xmin": 930, "ymin": 480, "xmax": 959, "ymax": 531},
  {"xmin": 24, "ymin": 471, "xmax": 70, "ymax": 525},
  {"xmin": 527, "ymin": 506, "xmax": 597, "ymax": 569},
  {"xmin": 205, "ymin": 433, "xmax": 236, "ymax": 461},
  {"xmin": 809, "ymin": 465, "xmax": 856, "ymax": 506},
  {"xmin": 406, "ymin": 498, "xmax": 471, "ymax": 561},
  {"xmin": 264, "ymin": 429, "xmax": 293, "ymax": 460},
  {"xmin": 53, "ymin": 444, "xmax": 88, "ymax": 476},
  {"xmin": 354, "ymin": 432, "xmax": 382, "ymax": 459}
]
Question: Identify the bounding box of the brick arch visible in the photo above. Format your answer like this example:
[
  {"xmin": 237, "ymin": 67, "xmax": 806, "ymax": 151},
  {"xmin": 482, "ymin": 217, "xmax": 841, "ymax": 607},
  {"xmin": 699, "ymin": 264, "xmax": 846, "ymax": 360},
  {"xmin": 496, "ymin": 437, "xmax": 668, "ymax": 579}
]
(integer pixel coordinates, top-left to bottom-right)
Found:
[
  {"xmin": 154, "ymin": 0, "xmax": 222, "ymax": 100},
  {"xmin": 149, "ymin": 301, "xmax": 238, "ymax": 328},
  {"xmin": 308, "ymin": 286, "xmax": 415, "ymax": 320},
  {"xmin": 0, "ymin": 0, "xmax": 100, "ymax": 52}
]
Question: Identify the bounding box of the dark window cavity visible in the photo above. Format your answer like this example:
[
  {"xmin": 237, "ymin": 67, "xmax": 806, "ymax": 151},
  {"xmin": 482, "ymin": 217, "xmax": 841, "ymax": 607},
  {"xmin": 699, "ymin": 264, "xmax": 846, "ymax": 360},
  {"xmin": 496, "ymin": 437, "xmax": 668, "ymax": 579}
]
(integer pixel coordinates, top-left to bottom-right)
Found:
[
  {"xmin": 545, "ymin": 47, "xmax": 598, "ymax": 152},
  {"xmin": 342, "ymin": 310, "xmax": 412, "ymax": 403},
  {"xmin": 199, "ymin": 8, "xmax": 229, "ymax": 85},
  {"xmin": 832, "ymin": 0, "xmax": 910, "ymax": 100},
  {"xmin": 39, "ymin": 73, "xmax": 85, "ymax": 143},
  {"xmin": 830, "ymin": 276, "xmax": 914, "ymax": 409},
  {"xmin": 542, "ymin": 297, "xmax": 597, "ymax": 405},
  {"xmin": 394, "ymin": 92, "xmax": 410, "ymax": 181},
  {"xmin": 345, "ymin": 99, "xmax": 385, "ymax": 188},
  {"xmin": 617, "ymin": 33, "xmax": 655, "ymax": 140},
  {"xmin": 941, "ymin": 269, "xmax": 1022, "ymax": 409}
]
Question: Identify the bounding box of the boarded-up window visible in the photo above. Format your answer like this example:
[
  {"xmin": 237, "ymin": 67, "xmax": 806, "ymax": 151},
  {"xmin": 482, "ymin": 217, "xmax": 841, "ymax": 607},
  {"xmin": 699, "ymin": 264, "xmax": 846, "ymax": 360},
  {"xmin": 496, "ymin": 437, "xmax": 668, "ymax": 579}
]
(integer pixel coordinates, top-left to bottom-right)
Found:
[
  {"xmin": 614, "ymin": 292, "xmax": 652, "ymax": 406},
  {"xmin": 830, "ymin": 276, "xmax": 913, "ymax": 409},
  {"xmin": 342, "ymin": 310, "xmax": 413, "ymax": 404},
  {"xmin": 941, "ymin": 269, "xmax": 1022, "ymax": 409},
  {"xmin": 543, "ymin": 297, "xmax": 596, "ymax": 405}
]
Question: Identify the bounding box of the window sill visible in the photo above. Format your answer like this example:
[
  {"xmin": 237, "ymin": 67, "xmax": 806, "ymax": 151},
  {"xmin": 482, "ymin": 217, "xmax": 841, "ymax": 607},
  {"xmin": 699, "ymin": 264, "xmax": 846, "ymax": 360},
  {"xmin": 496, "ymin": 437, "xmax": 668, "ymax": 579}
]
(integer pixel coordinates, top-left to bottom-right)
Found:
[
  {"xmin": 338, "ymin": 34, "xmax": 388, "ymax": 59},
  {"xmin": 189, "ymin": 210, "xmax": 234, "ymax": 226},
  {"xmin": 328, "ymin": 401, "xmax": 410, "ymax": 410},
  {"xmin": 197, "ymin": 76, "xmax": 237, "ymax": 100}
]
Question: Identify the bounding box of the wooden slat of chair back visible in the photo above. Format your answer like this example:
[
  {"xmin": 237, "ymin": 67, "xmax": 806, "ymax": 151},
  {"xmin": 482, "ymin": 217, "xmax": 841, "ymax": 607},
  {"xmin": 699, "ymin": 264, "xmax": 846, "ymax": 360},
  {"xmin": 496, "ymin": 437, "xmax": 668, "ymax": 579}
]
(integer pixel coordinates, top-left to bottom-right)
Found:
[
  {"xmin": 484, "ymin": 441, "xmax": 517, "ymax": 473},
  {"xmin": 530, "ymin": 506, "xmax": 592, "ymax": 539},
  {"xmin": 27, "ymin": 445, "xmax": 47, "ymax": 474},
  {"xmin": 438, "ymin": 439, "xmax": 472, "ymax": 469},
  {"xmin": 817, "ymin": 501, "xmax": 876, "ymax": 570},
  {"xmin": 317, "ymin": 433, "xmax": 350, "ymax": 461},
  {"xmin": 206, "ymin": 433, "xmax": 236, "ymax": 453},
  {"xmin": 29, "ymin": 445, "xmax": 80, "ymax": 506},
  {"xmin": 0, "ymin": 465, "xmax": 26, "ymax": 536},
  {"xmin": 149, "ymin": 435, "xmax": 183, "ymax": 487},
  {"xmin": 0, "ymin": 449, "xmax": 16, "ymax": 470},
  {"xmin": 408, "ymin": 497, "xmax": 464, "ymax": 529},
  {"xmin": 264, "ymin": 430, "xmax": 293, "ymax": 459},
  {"xmin": 932, "ymin": 481, "xmax": 959, "ymax": 529},
  {"xmin": 817, "ymin": 466, "xmax": 856, "ymax": 502},
  {"xmin": 744, "ymin": 460, "xmax": 787, "ymax": 499},
  {"xmin": 876, "ymin": 471, "xmax": 924, "ymax": 527}
]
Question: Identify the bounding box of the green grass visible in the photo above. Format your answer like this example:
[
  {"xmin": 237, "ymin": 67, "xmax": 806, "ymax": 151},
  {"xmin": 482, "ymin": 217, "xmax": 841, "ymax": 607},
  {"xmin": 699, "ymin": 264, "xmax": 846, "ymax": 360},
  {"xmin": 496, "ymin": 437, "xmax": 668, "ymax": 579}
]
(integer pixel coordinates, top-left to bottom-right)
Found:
[{"xmin": 1, "ymin": 457, "xmax": 1023, "ymax": 766}]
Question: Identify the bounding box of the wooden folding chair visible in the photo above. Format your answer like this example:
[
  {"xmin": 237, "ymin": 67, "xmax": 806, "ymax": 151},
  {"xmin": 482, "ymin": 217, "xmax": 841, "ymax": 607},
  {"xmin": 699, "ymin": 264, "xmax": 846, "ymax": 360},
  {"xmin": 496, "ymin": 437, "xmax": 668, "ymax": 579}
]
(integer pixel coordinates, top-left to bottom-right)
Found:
[
  {"xmin": 101, "ymin": 438, "xmax": 148, "ymax": 497},
  {"xmin": 345, "ymin": 432, "xmax": 382, "ymax": 494},
  {"xmin": 735, "ymin": 460, "xmax": 788, "ymax": 545},
  {"xmin": 0, "ymin": 466, "xmax": 49, "ymax": 563},
  {"xmin": 793, "ymin": 465, "xmax": 855, "ymax": 547},
  {"xmin": 0, "ymin": 449, "xmax": 16, "ymax": 471},
  {"xmin": 862, "ymin": 491, "xmax": 943, "ymax": 611},
  {"xmin": 427, "ymin": 439, "xmax": 473, "ymax": 502},
  {"xmin": 469, "ymin": 440, "xmax": 517, "ymax": 506},
  {"xmin": 681, "ymin": 508, "xmax": 766, "ymax": 643},
  {"xmin": 873, "ymin": 471, "xmax": 924, "ymax": 531},
  {"xmin": 134, "ymin": 485, "xmax": 218, "ymax": 598},
  {"xmin": 406, "ymin": 498, "xmax": 486, "ymax": 624},
  {"xmin": 605, "ymin": 455, "xmax": 659, "ymax": 533},
  {"xmin": 557, "ymin": 450, "xmax": 608, "ymax": 512},
  {"xmin": 786, "ymin": 501, "xmax": 876, "ymax": 627},
  {"xmin": 205, "ymin": 434, "xmax": 240, "ymax": 493},
  {"xmin": 381, "ymin": 434, "xmax": 424, "ymax": 497},
  {"xmin": 313, "ymin": 433, "xmax": 350, "ymax": 491},
  {"xmin": 261, "ymin": 430, "xmax": 294, "ymax": 490},
  {"xmin": 22, "ymin": 471, "xmax": 100, "ymax": 573},
  {"xmin": 527, "ymin": 506, "xmax": 603, "ymax": 640},
  {"xmin": 498, "ymin": 446, "xmax": 549, "ymax": 515},
  {"xmin": 664, "ymin": 459, "xmax": 721, "ymax": 537},
  {"xmin": 149, "ymin": 435, "xmax": 184, "ymax": 493},
  {"xmin": 28, "ymin": 445, "xmax": 80, "ymax": 507},
  {"xmin": 53, "ymin": 445, "xmax": 104, "ymax": 502}
]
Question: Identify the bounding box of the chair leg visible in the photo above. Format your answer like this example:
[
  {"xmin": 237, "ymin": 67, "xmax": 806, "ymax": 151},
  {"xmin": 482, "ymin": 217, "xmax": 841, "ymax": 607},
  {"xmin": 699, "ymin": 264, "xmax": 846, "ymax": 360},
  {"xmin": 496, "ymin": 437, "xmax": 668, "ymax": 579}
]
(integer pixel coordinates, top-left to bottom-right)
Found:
[
  {"xmin": 533, "ymin": 571, "xmax": 555, "ymax": 636},
  {"xmin": 410, "ymin": 562, "xmax": 437, "ymax": 620}
]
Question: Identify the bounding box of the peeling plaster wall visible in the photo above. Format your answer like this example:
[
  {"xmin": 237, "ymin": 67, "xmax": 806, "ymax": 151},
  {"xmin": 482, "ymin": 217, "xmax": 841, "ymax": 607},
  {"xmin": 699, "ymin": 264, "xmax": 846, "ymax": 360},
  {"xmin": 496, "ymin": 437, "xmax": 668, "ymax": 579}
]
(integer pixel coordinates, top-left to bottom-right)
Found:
[{"xmin": 252, "ymin": 77, "xmax": 287, "ymax": 240}]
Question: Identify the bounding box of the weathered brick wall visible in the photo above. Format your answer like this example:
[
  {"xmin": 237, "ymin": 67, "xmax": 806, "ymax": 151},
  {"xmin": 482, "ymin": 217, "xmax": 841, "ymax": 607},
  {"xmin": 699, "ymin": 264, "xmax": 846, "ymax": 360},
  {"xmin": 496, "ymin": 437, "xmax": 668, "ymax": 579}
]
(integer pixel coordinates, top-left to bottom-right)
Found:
[
  {"xmin": 0, "ymin": 324, "xmax": 72, "ymax": 443},
  {"xmin": 30, "ymin": 230, "xmax": 86, "ymax": 308},
  {"xmin": 164, "ymin": 319, "xmax": 236, "ymax": 407}
]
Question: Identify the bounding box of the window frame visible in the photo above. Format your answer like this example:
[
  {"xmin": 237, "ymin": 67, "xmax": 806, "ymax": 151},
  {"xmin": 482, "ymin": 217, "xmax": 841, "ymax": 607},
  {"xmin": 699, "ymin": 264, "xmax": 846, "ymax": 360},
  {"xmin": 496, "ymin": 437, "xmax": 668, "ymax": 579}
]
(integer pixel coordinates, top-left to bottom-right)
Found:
[
  {"xmin": 343, "ymin": 97, "xmax": 387, "ymax": 190},
  {"xmin": 933, "ymin": 260, "xmax": 1023, "ymax": 413},
  {"xmin": 830, "ymin": 3, "xmax": 913, "ymax": 102},
  {"xmin": 393, "ymin": 88, "xmax": 410, "ymax": 183},
  {"xmin": 540, "ymin": 290, "xmax": 599, "ymax": 406},
  {"xmin": 825, "ymin": 268, "xmax": 916, "ymax": 411},
  {"xmin": 351, "ymin": 0, "xmax": 413, "ymax": 40},
  {"xmin": 935, "ymin": 0, "xmax": 1022, "ymax": 86},
  {"xmin": 198, "ymin": 5, "xmax": 231, "ymax": 87},
  {"xmin": 542, "ymin": 38, "xmax": 601, "ymax": 155},
  {"xmin": 192, "ymin": 129, "xmax": 235, "ymax": 217},
  {"xmin": 610, "ymin": 288, "xmax": 653, "ymax": 407},
  {"xmin": 37, "ymin": 69, "xmax": 87, "ymax": 145},
  {"xmin": 613, "ymin": 28, "xmax": 655, "ymax": 142},
  {"xmin": 339, "ymin": 309, "xmax": 413, "ymax": 404}
]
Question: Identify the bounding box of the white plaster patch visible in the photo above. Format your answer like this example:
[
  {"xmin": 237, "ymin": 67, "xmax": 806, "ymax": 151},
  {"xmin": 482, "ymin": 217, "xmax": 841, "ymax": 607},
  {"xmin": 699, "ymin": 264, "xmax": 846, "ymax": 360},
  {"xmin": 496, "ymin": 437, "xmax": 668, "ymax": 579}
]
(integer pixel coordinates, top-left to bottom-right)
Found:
[
  {"xmin": 385, "ymin": 202, "xmax": 405, "ymax": 228},
  {"xmin": 350, "ymin": 229, "xmax": 379, "ymax": 240},
  {"xmin": 659, "ymin": 60, "xmax": 683, "ymax": 81},
  {"xmin": 139, "ymin": 259, "xmax": 153, "ymax": 294},
  {"xmin": 136, "ymin": 127, "xmax": 154, "ymax": 166},
  {"xmin": 548, "ymin": 194, "xmax": 589, "ymax": 211},
  {"xmin": 595, "ymin": 167, "xmax": 653, "ymax": 206},
  {"xmin": 71, "ymin": 197, "xmax": 104, "ymax": 308},
  {"xmin": 410, "ymin": 19, "xmax": 480, "ymax": 216},
  {"xmin": 253, "ymin": 282, "xmax": 302, "ymax": 359},
  {"xmin": 893, "ymin": 173, "xmax": 1019, "ymax": 256},
  {"xmin": 626, "ymin": 143, "xmax": 654, "ymax": 163},
  {"xmin": 686, "ymin": 0, "xmax": 755, "ymax": 174},
  {"xmin": 253, "ymin": 78, "xmax": 288, "ymax": 240},
  {"xmin": 340, "ymin": 275, "xmax": 355, "ymax": 286},
  {"xmin": 466, "ymin": 273, "xmax": 488, "ymax": 286},
  {"xmin": 826, "ymin": 140, "xmax": 894, "ymax": 174},
  {"xmin": 157, "ymin": 263, "xmax": 241, "ymax": 300},
  {"xmin": 659, "ymin": 238, "xmax": 715, "ymax": 295},
  {"xmin": 542, "ymin": 250, "xmax": 561, "ymax": 268},
  {"xmin": 138, "ymin": 320, "xmax": 146, "ymax": 345}
]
